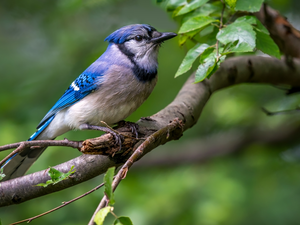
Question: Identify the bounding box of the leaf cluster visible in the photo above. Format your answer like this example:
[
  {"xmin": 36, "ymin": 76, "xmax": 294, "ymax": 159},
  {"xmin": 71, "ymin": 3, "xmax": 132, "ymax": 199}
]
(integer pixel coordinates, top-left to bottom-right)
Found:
[{"xmin": 158, "ymin": 0, "xmax": 280, "ymax": 82}]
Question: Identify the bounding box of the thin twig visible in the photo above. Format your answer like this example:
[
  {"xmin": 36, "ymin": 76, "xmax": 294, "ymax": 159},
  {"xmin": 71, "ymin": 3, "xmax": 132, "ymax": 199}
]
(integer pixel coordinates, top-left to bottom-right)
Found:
[
  {"xmin": 0, "ymin": 139, "xmax": 82, "ymax": 152},
  {"xmin": 261, "ymin": 107, "xmax": 300, "ymax": 116},
  {"xmin": 220, "ymin": 0, "xmax": 225, "ymax": 29},
  {"xmin": 216, "ymin": 41, "xmax": 219, "ymax": 59},
  {"xmin": 88, "ymin": 118, "xmax": 183, "ymax": 225},
  {"xmin": 216, "ymin": 0, "xmax": 226, "ymax": 61},
  {"xmin": 11, "ymin": 182, "xmax": 105, "ymax": 225},
  {"xmin": 0, "ymin": 139, "xmax": 82, "ymax": 167},
  {"xmin": 0, "ymin": 142, "xmax": 25, "ymax": 167}
]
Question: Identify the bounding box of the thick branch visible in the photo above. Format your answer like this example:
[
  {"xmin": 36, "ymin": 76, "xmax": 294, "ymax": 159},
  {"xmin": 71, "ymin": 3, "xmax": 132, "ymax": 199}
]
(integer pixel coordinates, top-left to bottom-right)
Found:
[
  {"xmin": 1, "ymin": 56, "xmax": 300, "ymax": 207},
  {"xmin": 208, "ymin": 56, "xmax": 300, "ymax": 92}
]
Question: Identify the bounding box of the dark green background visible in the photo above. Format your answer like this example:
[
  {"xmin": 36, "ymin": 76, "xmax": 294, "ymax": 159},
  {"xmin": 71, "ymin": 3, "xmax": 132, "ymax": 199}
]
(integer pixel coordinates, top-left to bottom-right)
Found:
[{"xmin": 1, "ymin": 0, "xmax": 300, "ymax": 224}]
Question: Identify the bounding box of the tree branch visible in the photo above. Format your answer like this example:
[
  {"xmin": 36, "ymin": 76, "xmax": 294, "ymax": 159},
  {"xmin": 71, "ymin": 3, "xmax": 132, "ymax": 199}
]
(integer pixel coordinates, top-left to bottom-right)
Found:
[{"xmin": 1, "ymin": 56, "xmax": 300, "ymax": 207}]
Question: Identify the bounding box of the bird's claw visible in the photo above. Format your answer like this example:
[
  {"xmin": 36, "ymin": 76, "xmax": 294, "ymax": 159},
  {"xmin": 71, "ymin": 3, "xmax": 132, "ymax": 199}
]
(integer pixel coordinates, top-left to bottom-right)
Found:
[{"xmin": 116, "ymin": 120, "xmax": 139, "ymax": 138}]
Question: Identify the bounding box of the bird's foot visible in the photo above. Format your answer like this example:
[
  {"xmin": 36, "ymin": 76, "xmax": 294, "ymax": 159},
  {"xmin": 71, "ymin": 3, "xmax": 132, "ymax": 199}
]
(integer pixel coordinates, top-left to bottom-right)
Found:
[
  {"xmin": 116, "ymin": 120, "xmax": 139, "ymax": 138},
  {"xmin": 79, "ymin": 123, "xmax": 123, "ymax": 149}
]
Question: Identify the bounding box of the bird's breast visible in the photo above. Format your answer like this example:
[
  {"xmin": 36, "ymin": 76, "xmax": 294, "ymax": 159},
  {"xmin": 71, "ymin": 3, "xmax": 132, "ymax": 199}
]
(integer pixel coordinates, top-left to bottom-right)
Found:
[{"xmin": 65, "ymin": 65, "xmax": 157, "ymax": 128}]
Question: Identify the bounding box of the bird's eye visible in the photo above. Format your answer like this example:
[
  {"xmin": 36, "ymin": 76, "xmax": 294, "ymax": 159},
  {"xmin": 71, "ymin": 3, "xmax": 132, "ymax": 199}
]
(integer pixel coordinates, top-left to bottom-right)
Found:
[{"xmin": 134, "ymin": 35, "xmax": 143, "ymax": 42}]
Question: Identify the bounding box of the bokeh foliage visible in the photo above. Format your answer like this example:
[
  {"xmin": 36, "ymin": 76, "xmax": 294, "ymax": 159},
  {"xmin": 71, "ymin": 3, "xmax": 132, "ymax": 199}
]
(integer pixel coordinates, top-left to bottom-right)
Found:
[{"xmin": 1, "ymin": 0, "xmax": 300, "ymax": 224}]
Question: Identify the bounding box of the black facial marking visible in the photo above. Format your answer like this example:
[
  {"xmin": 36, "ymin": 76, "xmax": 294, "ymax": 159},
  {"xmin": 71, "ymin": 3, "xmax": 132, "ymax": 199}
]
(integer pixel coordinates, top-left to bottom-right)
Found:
[
  {"xmin": 117, "ymin": 44, "xmax": 134, "ymax": 58},
  {"xmin": 117, "ymin": 44, "xmax": 157, "ymax": 83},
  {"xmin": 144, "ymin": 25, "xmax": 156, "ymax": 38},
  {"xmin": 146, "ymin": 29, "xmax": 152, "ymax": 38}
]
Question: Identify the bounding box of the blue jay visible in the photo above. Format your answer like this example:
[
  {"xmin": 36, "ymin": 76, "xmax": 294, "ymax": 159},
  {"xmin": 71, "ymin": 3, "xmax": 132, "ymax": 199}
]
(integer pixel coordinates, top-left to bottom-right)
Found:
[{"xmin": 1, "ymin": 24, "xmax": 177, "ymax": 181}]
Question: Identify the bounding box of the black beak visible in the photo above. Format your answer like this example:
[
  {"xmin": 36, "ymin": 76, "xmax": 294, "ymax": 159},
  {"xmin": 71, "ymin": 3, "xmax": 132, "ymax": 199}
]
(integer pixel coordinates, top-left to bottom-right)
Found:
[{"xmin": 150, "ymin": 32, "xmax": 177, "ymax": 44}]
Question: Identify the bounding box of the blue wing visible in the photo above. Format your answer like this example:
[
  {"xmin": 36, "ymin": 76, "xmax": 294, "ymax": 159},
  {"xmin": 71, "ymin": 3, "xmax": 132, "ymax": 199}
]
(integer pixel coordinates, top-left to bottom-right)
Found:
[{"xmin": 37, "ymin": 72, "xmax": 102, "ymax": 130}]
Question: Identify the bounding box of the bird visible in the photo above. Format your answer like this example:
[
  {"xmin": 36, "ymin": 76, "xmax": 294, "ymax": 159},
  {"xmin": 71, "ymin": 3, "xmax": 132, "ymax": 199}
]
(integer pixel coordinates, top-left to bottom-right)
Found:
[{"xmin": 1, "ymin": 24, "xmax": 177, "ymax": 181}]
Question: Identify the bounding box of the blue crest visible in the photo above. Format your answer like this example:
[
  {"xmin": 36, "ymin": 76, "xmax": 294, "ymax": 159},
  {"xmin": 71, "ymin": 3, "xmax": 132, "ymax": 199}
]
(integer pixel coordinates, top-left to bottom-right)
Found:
[{"xmin": 104, "ymin": 24, "xmax": 156, "ymax": 44}]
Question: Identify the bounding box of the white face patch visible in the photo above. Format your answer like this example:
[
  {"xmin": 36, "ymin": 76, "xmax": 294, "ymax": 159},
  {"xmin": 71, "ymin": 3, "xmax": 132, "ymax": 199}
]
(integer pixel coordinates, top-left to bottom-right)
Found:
[
  {"xmin": 124, "ymin": 40, "xmax": 159, "ymax": 67},
  {"xmin": 71, "ymin": 81, "xmax": 80, "ymax": 91}
]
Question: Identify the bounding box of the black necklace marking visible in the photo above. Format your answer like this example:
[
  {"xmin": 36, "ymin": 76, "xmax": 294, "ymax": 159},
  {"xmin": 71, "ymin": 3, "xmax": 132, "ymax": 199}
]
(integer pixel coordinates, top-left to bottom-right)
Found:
[{"xmin": 117, "ymin": 44, "xmax": 157, "ymax": 83}]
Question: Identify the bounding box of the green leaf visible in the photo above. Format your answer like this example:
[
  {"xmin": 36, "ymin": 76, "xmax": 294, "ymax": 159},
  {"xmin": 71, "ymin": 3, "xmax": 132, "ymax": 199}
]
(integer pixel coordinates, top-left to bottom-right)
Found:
[
  {"xmin": 198, "ymin": 26, "xmax": 219, "ymax": 45},
  {"xmin": 200, "ymin": 2, "xmax": 223, "ymax": 15},
  {"xmin": 178, "ymin": 29, "xmax": 200, "ymax": 45},
  {"xmin": 0, "ymin": 168, "xmax": 6, "ymax": 181},
  {"xmin": 209, "ymin": 1, "xmax": 224, "ymax": 16},
  {"xmin": 207, "ymin": 58, "xmax": 221, "ymax": 79},
  {"xmin": 104, "ymin": 167, "xmax": 115, "ymax": 206},
  {"xmin": 94, "ymin": 206, "xmax": 113, "ymax": 225},
  {"xmin": 195, "ymin": 47, "xmax": 217, "ymax": 82},
  {"xmin": 182, "ymin": 2, "xmax": 223, "ymax": 22},
  {"xmin": 254, "ymin": 19, "xmax": 269, "ymax": 34},
  {"xmin": 228, "ymin": 42, "xmax": 255, "ymax": 53},
  {"xmin": 235, "ymin": 0, "xmax": 263, "ymax": 12},
  {"xmin": 222, "ymin": 40, "xmax": 255, "ymax": 54},
  {"xmin": 172, "ymin": 5, "xmax": 184, "ymax": 17},
  {"xmin": 255, "ymin": 30, "xmax": 280, "ymax": 58},
  {"xmin": 235, "ymin": 15, "xmax": 257, "ymax": 25},
  {"xmin": 166, "ymin": 0, "xmax": 186, "ymax": 11},
  {"xmin": 175, "ymin": 0, "xmax": 209, "ymax": 16},
  {"xmin": 178, "ymin": 35, "xmax": 189, "ymax": 46},
  {"xmin": 179, "ymin": 15, "xmax": 219, "ymax": 34},
  {"xmin": 114, "ymin": 217, "xmax": 134, "ymax": 225},
  {"xmin": 36, "ymin": 166, "xmax": 76, "ymax": 187},
  {"xmin": 175, "ymin": 43, "xmax": 209, "ymax": 77},
  {"xmin": 48, "ymin": 167, "xmax": 64, "ymax": 180},
  {"xmin": 199, "ymin": 46, "xmax": 215, "ymax": 63},
  {"xmin": 217, "ymin": 21, "xmax": 256, "ymax": 52},
  {"xmin": 48, "ymin": 165, "xmax": 76, "ymax": 181},
  {"xmin": 195, "ymin": 58, "xmax": 216, "ymax": 82},
  {"xmin": 114, "ymin": 222, "xmax": 122, "ymax": 225},
  {"xmin": 236, "ymin": 15, "xmax": 269, "ymax": 34},
  {"xmin": 35, "ymin": 180, "xmax": 52, "ymax": 187},
  {"xmin": 224, "ymin": 0, "xmax": 237, "ymax": 10}
]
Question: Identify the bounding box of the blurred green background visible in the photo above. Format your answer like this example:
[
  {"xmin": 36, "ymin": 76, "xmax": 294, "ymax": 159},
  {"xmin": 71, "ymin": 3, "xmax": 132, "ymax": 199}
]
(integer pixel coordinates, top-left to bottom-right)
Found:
[{"xmin": 1, "ymin": 0, "xmax": 300, "ymax": 224}]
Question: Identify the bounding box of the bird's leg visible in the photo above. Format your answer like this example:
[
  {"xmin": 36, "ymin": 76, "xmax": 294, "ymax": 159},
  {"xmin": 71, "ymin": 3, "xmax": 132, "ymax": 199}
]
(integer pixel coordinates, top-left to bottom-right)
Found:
[
  {"xmin": 79, "ymin": 123, "xmax": 123, "ymax": 149},
  {"xmin": 116, "ymin": 120, "xmax": 139, "ymax": 138}
]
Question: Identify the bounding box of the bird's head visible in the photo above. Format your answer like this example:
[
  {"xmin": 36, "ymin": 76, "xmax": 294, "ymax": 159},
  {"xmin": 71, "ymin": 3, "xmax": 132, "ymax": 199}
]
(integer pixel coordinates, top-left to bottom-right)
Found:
[
  {"xmin": 105, "ymin": 24, "xmax": 177, "ymax": 45},
  {"xmin": 104, "ymin": 24, "xmax": 177, "ymax": 77}
]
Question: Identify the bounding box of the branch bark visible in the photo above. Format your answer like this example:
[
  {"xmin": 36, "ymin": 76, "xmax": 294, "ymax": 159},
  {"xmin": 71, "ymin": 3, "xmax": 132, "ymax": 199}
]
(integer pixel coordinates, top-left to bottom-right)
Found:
[{"xmin": 1, "ymin": 56, "xmax": 300, "ymax": 207}]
